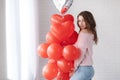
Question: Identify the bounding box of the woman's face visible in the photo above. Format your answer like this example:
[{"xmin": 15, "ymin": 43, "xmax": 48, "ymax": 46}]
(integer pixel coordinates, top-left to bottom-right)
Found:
[{"xmin": 78, "ymin": 15, "xmax": 87, "ymax": 30}]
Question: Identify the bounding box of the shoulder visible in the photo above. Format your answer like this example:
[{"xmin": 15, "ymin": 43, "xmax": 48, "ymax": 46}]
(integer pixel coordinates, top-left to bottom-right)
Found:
[
  {"xmin": 79, "ymin": 29, "xmax": 90, "ymax": 36},
  {"xmin": 79, "ymin": 30, "xmax": 94, "ymax": 39},
  {"xmin": 80, "ymin": 29, "xmax": 89, "ymax": 33}
]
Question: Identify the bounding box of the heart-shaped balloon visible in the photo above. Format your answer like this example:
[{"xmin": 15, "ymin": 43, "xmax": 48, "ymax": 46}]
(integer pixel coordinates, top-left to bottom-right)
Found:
[
  {"xmin": 46, "ymin": 31, "xmax": 61, "ymax": 44},
  {"xmin": 53, "ymin": 0, "xmax": 66, "ymax": 12},
  {"xmin": 53, "ymin": 0, "xmax": 73, "ymax": 13},
  {"xmin": 61, "ymin": 31, "xmax": 78, "ymax": 46},
  {"xmin": 51, "ymin": 14, "xmax": 74, "ymax": 25},
  {"xmin": 50, "ymin": 14, "xmax": 74, "ymax": 41},
  {"xmin": 50, "ymin": 21, "xmax": 74, "ymax": 41}
]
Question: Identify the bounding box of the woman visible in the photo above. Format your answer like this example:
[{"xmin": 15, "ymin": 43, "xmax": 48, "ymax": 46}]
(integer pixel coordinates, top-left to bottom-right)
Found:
[{"xmin": 70, "ymin": 11, "xmax": 98, "ymax": 80}]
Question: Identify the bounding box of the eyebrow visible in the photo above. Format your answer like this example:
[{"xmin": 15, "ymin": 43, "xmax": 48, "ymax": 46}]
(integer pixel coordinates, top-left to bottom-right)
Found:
[{"xmin": 77, "ymin": 19, "xmax": 84, "ymax": 21}]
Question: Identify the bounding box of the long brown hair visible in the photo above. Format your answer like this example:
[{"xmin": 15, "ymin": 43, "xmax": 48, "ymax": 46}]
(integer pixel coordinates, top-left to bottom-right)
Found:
[{"xmin": 77, "ymin": 11, "xmax": 98, "ymax": 44}]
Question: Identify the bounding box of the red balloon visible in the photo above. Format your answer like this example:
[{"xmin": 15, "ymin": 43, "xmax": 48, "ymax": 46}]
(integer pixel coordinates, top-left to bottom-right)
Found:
[
  {"xmin": 61, "ymin": 31, "xmax": 78, "ymax": 46},
  {"xmin": 63, "ymin": 45, "xmax": 80, "ymax": 61},
  {"xmin": 46, "ymin": 31, "xmax": 61, "ymax": 43},
  {"xmin": 63, "ymin": 14, "xmax": 74, "ymax": 22},
  {"xmin": 47, "ymin": 43, "xmax": 63, "ymax": 60},
  {"xmin": 37, "ymin": 43, "xmax": 49, "ymax": 58},
  {"xmin": 51, "ymin": 14, "xmax": 74, "ymax": 25},
  {"xmin": 57, "ymin": 58, "xmax": 74, "ymax": 73},
  {"xmin": 48, "ymin": 59, "xmax": 57, "ymax": 64},
  {"xmin": 51, "ymin": 14, "xmax": 63, "ymax": 24},
  {"xmin": 50, "ymin": 14, "xmax": 75, "ymax": 41},
  {"xmin": 42, "ymin": 63, "xmax": 58, "ymax": 79},
  {"xmin": 57, "ymin": 71, "xmax": 70, "ymax": 80},
  {"xmin": 50, "ymin": 21, "xmax": 74, "ymax": 41}
]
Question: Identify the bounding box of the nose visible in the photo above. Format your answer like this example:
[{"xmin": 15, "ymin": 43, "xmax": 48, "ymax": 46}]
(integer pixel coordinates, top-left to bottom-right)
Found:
[{"xmin": 79, "ymin": 21, "xmax": 83, "ymax": 26}]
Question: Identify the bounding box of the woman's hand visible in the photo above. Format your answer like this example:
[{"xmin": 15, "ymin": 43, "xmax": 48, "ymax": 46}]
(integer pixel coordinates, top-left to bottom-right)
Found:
[{"xmin": 69, "ymin": 68, "xmax": 75, "ymax": 77}]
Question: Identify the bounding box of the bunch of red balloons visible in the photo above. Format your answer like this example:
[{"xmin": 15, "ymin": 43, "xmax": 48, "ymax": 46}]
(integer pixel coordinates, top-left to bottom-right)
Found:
[{"xmin": 37, "ymin": 14, "xmax": 81, "ymax": 80}]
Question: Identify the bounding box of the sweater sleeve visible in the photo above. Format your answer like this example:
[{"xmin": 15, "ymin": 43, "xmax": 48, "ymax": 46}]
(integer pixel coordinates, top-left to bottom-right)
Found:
[{"xmin": 74, "ymin": 33, "xmax": 90, "ymax": 70}]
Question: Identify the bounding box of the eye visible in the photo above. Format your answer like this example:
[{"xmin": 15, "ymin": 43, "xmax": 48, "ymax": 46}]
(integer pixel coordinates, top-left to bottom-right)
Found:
[{"xmin": 78, "ymin": 20, "xmax": 81, "ymax": 22}]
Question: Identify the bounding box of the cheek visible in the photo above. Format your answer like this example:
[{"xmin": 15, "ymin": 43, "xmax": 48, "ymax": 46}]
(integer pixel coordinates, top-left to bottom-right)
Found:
[
  {"xmin": 83, "ymin": 23, "xmax": 87, "ymax": 28},
  {"xmin": 78, "ymin": 22, "xmax": 81, "ymax": 26},
  {"xmin": 78, "ymin": 22, "xmax": 82, "ymax": 26},
  {"xmin": 83, "ymin": 22, "xmax": 86, "ymax": 26}
]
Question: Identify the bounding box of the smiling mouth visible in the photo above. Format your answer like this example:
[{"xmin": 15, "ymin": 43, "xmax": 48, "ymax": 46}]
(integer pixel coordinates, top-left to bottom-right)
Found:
[{"xmin": 80, "ymin": 26, "xmax": 84, "ymax": 28}]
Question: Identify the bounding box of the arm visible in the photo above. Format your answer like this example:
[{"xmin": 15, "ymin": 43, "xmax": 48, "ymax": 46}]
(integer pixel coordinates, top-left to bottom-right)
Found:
[{"xmin": 74, "ymin": 32, "xmax": 90, "ymax": 70}]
